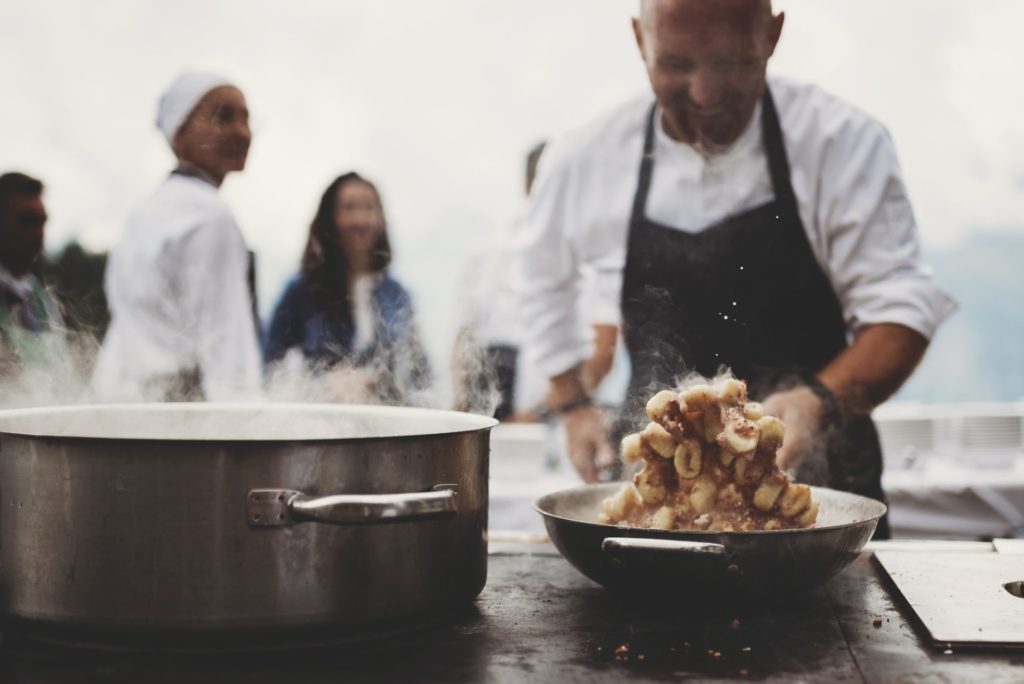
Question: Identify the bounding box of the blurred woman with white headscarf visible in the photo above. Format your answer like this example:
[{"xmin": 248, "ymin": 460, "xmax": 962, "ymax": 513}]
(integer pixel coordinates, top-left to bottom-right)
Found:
[{"xmin": 93, "ymin": 70, "xmax": 262, "ymax": 401}]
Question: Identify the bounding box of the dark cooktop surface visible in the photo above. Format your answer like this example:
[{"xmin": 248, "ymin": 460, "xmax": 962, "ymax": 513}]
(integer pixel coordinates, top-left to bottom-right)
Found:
[{"xmin": 2, "ymin": 544, "xmax": 1022, "ymax": 683}]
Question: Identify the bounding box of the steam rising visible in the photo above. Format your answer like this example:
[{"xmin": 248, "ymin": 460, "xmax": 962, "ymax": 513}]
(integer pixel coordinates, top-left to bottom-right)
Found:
[
  {"xmin": 0, "ymin": 283, "xmax": 503, "ymax": 426},
  {"xmin": 0, "ymin": 293, "xmax": 99, "ymax": 409},
  {"xmin": 449, "ymin": 326, "xmax": 503, "ymax": 419}
]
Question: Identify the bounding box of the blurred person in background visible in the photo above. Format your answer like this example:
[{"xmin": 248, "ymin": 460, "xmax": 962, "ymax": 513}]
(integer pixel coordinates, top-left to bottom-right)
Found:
[
  {"xmin": 452, "ymin": 142, "xmax": 548, "ymax": 421},
  {"xmin": 264, "ymin": 172, "xmax": 431, "ymax": 405},
  {"xmin": 93, "ymin": 70, "xmax": 262, "ymax": 402},
  {"xmin": 516, "ymin": 0, "xmax": 956, "ymax": 537},
  {"xmin": 452, "ymin": 143, "xmax": 621, "ymax": 422},
  {"xmin": 0, "ymin": 172, "xmax": 65, "ymax": 388}
]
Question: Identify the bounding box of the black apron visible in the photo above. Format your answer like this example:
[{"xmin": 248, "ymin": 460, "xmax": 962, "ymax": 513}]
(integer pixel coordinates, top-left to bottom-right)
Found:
[{"xmin": 618, "ymin": 89, "xmax": 890, "ymax": 538}]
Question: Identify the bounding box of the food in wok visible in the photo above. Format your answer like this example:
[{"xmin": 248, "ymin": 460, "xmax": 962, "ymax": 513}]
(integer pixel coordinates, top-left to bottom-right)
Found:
[{"xmin": 601, "ymin": 377, "xmax": 818, "ymax": 532}]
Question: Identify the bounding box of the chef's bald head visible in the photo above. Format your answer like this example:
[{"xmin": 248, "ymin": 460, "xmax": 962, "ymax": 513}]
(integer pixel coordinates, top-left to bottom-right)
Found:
[
  {"xmin": 632, "ymin": 0, "xmax": 783, "ymax": 155},
  {"xmin": 638, "ymin": 0, "xmax": 774, "ymax": 33}
]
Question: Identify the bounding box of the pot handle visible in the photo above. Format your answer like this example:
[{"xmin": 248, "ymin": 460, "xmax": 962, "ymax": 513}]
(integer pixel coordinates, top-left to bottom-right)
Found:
[
  {"xmin": 247, "ymin": 485, "xmax": 458, "ymax": 527},
  {"xmin": 601, "ymin": 537, "xmax": 726, "ymax": 556}
]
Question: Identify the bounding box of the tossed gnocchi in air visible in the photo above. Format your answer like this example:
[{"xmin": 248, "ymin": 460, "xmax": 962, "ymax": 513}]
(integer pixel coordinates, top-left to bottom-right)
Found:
[{"xmin": 600, "ymin": 376, "xmax": 819, "ymax": 532}]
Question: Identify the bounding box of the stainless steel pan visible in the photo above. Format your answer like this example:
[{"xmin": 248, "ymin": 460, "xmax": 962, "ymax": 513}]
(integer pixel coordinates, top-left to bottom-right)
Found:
[{"xmin": 535, "ymin": 483, "xmax": 885, "ymax": 597}]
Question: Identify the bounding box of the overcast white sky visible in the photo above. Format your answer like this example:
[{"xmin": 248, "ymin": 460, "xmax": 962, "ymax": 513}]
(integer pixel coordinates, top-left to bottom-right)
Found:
[{"xmin": 3, "ymin": 0, "xmax": 1023, "ymax": 400}]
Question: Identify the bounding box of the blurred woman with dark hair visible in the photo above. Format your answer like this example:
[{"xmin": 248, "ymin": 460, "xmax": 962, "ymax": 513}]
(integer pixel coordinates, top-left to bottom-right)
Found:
[{"xmin": 265, "ymin": 172, "xmax": 431, "ymax": 404}]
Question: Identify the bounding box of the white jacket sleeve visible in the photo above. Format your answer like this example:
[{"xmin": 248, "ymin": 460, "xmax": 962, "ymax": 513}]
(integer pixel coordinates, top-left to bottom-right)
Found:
[
  {"xmin": 817, "ymin": 118, "xmax": 957, "ymax": 340},
  {"xmin": 513, "ymin": 145, "xmax": 589, "ymax": 378},
  {"xmin": 178, "ymin": 213, "xmax": 263, "ymax": 401}
]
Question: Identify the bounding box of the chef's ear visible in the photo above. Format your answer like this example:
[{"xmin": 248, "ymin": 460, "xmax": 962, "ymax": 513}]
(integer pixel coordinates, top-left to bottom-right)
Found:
[
  {"xmin": 766, "ymin": 11, "xmax": 785, "ymax": 57},
  {"xmin": 632, "ymin": 16, "xmax": 647, "ymax": 61}
]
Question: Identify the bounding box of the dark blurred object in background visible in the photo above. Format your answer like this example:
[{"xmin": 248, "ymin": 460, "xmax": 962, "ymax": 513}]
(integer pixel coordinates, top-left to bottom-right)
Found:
[{"xmin": 37, "ymin": 241, "xmax": 109, "ymax": 338}]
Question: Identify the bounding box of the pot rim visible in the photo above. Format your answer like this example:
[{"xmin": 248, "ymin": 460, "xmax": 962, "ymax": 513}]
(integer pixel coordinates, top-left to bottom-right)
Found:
[{"xmin": 0, "ymin": 402, "xmax": 499, "ymax": 442}]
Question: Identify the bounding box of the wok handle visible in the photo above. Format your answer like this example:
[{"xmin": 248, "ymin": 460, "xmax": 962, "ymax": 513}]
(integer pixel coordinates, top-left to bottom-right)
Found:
[
  {"xmin": 247, "ymin": 485, "xmax": 458, "ymax": 527},
  {"xmin": 601, "ymin": 537, "xmax": 727, "ymax": 556}
]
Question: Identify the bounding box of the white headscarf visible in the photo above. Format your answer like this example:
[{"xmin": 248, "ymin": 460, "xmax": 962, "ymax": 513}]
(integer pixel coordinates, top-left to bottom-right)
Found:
[{"xmin": 156, "ymin": 70, "xmax": 234, "ymax": 147}]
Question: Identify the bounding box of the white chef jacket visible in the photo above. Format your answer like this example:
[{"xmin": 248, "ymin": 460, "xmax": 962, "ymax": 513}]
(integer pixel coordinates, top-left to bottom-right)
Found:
[
  {"xmin": 516, "ymin": 75, "xmax": 957, "ymax": 379},
  {"xmin": 93, "ymin": 173, "xmax": 262, "ymax": 401}
]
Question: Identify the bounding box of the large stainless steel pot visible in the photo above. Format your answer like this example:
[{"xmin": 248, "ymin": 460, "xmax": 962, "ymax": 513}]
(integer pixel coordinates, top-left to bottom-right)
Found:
[
  {"xmin": 0, "ymin": 403, "xmax": 497, "ymax": 639},
  {"xmin": 535, "ymin": 483, "xmax": 885, "ymax": 598}
]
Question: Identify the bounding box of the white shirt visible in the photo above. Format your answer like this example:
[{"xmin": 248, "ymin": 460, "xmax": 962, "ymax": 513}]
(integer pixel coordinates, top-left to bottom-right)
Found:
[
  {"xmin": 350, "ymin": 273, "xmax": 378, "ymax": 353},
  {"xmin": 93, "ymin": 173, "xmax": 262, "ymax": 401},
  {"xmin": 0, "ymin": 264, "xmax": 33, "ymax": 301},
  {"xmin": 516, "ymin": 75, "xmax": 957, "ymax": 378}
]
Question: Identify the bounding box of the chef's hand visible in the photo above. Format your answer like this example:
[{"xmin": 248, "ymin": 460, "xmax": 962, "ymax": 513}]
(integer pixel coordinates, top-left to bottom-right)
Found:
[
  {"xmin": 761, "ymin": 385, "xmax": 825, "ymax": 474},
  {"xmin": 562, "ymin": 404, "xmax": 617, "ymax": 483}
]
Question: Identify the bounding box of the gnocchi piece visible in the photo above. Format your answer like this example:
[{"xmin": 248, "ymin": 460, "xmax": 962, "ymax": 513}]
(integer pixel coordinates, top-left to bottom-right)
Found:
[
  {"xmin": 689, "ymin": 476, "xmax": 717, "ymax": 514},
  {"xmin": 641, "ymin": 421, "xmax": 676, "ymax": 459},
  {"xmin": 779, "ymin": 484, "xmax": 812, "ymax": 518},
  {"xmin": 734, "ymin": 456, "xmax": 765, "ymax": 486},
  {"xmin": 651, "ymin": 506, "xmax": 676, "ymax": 530},
  {"xmin": 756, "ymin": 415, "xmax": 785, "ymax": 449},
  {"xmin": 646, "ymin": 390, "xmax": 679, "ymax": 422},
  {"xmin": 743, "ymin": 401, "xmax": 765, "ymax": 421},
  {"xmin": 716, "ymin": 378, "xmax": 746, "ymax": 404},
  {"xmin": 673, "ymin": 438, "xmax": 702, "ymax": 478},
  {"xmin": 718, "ymin": 447, "xmax": 736, "ymax": 467},
  {"xmin": 753, "ymin": 477, "xmax": 786, "ymax": 512},
  {"xmin": 703, "ymin": 410, "xmax": 724, "ymax": 443},
  {"xmin": 718, "ymin": 414, "xmax": 760, "ymax": 455},
  {"xmin": 796, "ymin": 501, "xmax": 820, "ymax": 527},
  {"xmin": 635, "ymin": 468, "xmax": 668, "ymax": 505},
  {"xmin": 762, "ymin": 519, "xmax": 781, "ymax": 531},
  {"xmin": 682, "ymin": 383, "xmax": 717, "ymax": 411},
  {"xmin": 620, "ymin": 432, "xmax": 643, "ymax": 463},
  {"xmin": 602, "ymin": 484, "xmax": 641, "ymax": 519}
]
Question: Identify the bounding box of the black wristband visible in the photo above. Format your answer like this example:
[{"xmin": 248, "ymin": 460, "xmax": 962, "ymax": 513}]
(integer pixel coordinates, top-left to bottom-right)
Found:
[
  {"xmin": 800, "ymin": 373, "xmax": 843, "ymax": 429},
  {"xmin": 553, "ymin": 395, "xmax": 593, "ymax": 416}
]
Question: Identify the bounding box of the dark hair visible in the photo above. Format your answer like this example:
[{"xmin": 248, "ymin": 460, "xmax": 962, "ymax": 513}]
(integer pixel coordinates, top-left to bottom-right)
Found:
[
  {"xmin": 300, "ymin": 172, "xmax": 392, "ymax": 316},
  {"xmin": 0, "ymin": 172, "xmax": 44, "ymax": 205}
]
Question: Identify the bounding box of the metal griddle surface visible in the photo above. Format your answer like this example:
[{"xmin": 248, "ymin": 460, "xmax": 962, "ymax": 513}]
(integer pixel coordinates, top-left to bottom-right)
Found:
[{"xmin": 875, "ymin": 550, "xmax": 1024, "ymax": 648}]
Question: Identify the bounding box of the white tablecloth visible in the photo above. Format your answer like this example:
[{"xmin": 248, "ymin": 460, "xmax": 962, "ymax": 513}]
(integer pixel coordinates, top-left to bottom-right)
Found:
[{"xmin": 883, "ymin": 458, "xmax": 1024, "ymax": 539}]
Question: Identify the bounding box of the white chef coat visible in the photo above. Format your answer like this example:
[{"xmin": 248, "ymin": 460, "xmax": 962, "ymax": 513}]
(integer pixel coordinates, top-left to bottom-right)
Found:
[
  {"xmin": 93, "ymin": 173, "xmax": 262, "ymax": 401},
  {"xmin": 515, "ymin": 75, "xmax": 957, "ymax": 379}
]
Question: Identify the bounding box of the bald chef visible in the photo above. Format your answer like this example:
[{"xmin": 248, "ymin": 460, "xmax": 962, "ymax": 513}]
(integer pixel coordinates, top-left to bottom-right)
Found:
[{"xmin": 516, "ymin": 0, "xmax": 955, "ymax": 538}]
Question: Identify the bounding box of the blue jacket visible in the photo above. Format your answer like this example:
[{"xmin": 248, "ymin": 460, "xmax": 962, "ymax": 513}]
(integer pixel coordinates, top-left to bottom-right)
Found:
[{"xmin": 264, "ymin": 273, "xmax": 431, "ymax": 401}]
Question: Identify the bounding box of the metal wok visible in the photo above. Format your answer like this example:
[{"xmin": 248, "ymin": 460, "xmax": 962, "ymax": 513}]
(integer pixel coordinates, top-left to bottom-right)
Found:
[{"xmin": 535, "ymin": 483, "xmax": 885, "ymax": 598}]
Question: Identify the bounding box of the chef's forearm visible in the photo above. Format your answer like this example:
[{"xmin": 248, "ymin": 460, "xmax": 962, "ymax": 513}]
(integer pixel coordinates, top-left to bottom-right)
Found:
[
  {"xmin": 547, "ymin": 365, "xmax": 589, "ymax": 410},
  {"xmin": 817, "ymin": 323, "xmax": 928, "ymax": 416}
]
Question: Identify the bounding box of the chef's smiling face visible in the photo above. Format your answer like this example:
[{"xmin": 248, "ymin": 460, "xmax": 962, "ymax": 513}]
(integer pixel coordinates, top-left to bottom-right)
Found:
[
  {"xmin": 634, "ymin": 0, "xmax": 783, "ymax": 155},
  {"xmin": 173, "ymin": 86, "xmax": 251, "ymax": 184}
]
